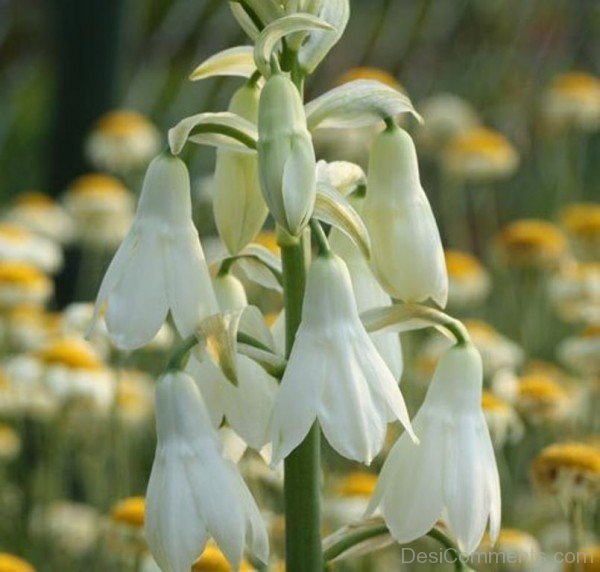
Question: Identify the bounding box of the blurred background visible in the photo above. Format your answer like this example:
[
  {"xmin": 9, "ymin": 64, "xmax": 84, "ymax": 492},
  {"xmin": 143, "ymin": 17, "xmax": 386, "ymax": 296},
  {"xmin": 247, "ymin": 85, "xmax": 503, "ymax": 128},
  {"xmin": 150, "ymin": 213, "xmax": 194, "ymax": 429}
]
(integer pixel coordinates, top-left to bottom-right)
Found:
[{"xmin": 0, "ymin": 0, "xmax": 598, "ymax": 570}]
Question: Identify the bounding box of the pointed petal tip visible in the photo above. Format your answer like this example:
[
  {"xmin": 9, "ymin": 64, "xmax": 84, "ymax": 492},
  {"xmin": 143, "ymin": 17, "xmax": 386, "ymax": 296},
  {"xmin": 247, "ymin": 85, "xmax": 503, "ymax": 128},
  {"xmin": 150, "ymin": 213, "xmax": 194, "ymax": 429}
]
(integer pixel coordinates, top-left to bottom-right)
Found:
[{"xmin": 403, "ymin": 422, "xmax": 419, "ymax": 445}]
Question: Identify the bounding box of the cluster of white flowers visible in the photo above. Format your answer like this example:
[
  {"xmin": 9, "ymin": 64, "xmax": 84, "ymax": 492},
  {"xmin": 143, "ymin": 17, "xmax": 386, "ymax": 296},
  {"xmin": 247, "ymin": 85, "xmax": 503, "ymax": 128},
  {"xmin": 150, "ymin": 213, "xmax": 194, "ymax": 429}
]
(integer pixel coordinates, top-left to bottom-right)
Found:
[{"xmin": 91, "ymin": 2, "xmax": 501, "ymax": 570}]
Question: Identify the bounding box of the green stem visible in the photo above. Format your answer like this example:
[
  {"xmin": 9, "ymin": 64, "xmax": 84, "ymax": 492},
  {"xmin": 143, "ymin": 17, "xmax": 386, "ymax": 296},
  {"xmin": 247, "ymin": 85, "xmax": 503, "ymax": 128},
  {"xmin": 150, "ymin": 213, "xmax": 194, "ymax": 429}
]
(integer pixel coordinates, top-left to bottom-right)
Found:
[
  {"xmin": 166, "ymin": 334, "xmax": 199, "ymax": 370},
  {"xmin": 310, "ymin": 219, "xmax": 332, "ymax": 256},
  {"xmin": 323, "ymin": 524, "xmax": 471, "ymax": 571},
  {"xmin": 281, "ymin": 238, "xmax": 322, "ymax": 572},
  {"xmin": 188, "ymin": 123, "xmax": 257, "ymax": 150},
  {"xmin": 323, "ymin": 524, "xmax": 389, "ymax": 562},
  {"xmin": 428, "ymin": 529, "xmax": 474, "ymax": 572},
  {"xmin": 236, "ymin": 331, "xmax": 273, "ymax": 354}
]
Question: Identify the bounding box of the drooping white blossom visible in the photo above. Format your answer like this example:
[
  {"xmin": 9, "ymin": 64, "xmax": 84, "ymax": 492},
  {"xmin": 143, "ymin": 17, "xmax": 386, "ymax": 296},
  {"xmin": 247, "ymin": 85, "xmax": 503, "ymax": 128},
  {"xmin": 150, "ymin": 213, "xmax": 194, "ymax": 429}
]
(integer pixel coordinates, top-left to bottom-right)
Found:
[
  {"xmin": 145, "ymin": 371, "xmax": 269, "ymax": 572},
  {"xmin": 92, "ymin": 153, "xmax": 216, "ymax": 350},
  {"xmin": 362, "ymin": 123, "xmax": 448, "ymax": 307},
  {"xmin": 270, "ymin": 253, "xmax": 416, "ymax": 465},
  {"xmin": 368, "ymin": 343, "xmax": 501, "ymax": 555}
]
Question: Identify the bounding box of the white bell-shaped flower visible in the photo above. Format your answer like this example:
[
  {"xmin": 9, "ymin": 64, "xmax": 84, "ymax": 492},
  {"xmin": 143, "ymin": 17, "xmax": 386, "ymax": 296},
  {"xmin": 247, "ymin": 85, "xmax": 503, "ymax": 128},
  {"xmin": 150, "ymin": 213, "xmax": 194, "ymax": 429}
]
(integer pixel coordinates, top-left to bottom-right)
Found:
[
  {"xmin": 367, "ymin": 343, "xmax": 501, "ymax": 555},
  {"xmin": 329, "ymin": 193, "xmax": 403, "ymax": 380},
  {"xmin": 213, "ymin": 82, "xmax": 268, "ymax": 254},
  {"xmin": 362, "ymin": 124, "xmax": 448, "ymax": 307},
  {"xmin": 92, "ymin": 153, "xmax": 216, "ymax": 350},
  {"xmin": 270, "ymin": 253, "xmax": 416, "ymax": 465},
  {"xmin": 146, "ymin": 371, "xmax": 268, "ymax": 572},
  {"xmin": 187, "ymin": 272, "xmax": 278, "ymax": 450}
]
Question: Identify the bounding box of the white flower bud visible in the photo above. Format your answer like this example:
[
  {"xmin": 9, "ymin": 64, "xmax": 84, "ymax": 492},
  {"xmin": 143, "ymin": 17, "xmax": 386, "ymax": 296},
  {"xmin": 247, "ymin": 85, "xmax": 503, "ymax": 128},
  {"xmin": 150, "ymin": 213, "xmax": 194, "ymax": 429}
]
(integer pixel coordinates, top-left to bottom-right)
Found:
[
  {"xmin": 213, "ymin": 83, "xmax": 268, "ymax": 254},
  {"xmin": 257, "ymin": 73, "xmax": 316, "ymax": 235},
  {"xmin": 363, "ymin": 124, "xmax": 448, "ymax": 307}
]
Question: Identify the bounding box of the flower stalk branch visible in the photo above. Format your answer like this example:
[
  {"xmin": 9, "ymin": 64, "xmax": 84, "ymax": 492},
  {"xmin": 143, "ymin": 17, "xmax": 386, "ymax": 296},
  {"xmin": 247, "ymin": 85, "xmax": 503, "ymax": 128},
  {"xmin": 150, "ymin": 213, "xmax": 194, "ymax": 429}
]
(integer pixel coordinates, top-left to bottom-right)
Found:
[{"xmin": 310, "ymin": 218, "xmax": 332, "ymax": 256}]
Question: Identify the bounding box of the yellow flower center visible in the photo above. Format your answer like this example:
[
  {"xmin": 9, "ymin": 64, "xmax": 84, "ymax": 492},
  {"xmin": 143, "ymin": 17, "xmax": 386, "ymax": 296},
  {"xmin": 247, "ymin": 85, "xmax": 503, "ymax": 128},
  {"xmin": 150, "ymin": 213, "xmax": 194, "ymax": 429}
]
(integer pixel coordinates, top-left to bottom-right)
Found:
[
  {"xmin": 561, "ymin": 203, "xmax": 600, "ymax": 238},
  {"xmin": 446, "ymin": 128, "xmax": 516, "ymax": 162},
  {"xmin": 518, "ymin": 374, "xmax": 567, "ymax": 401},
  {"xmin": 67, "ymin": 174, "xmax": 128, "ymax": 197},
  {"xmin": 551, "ymin": 72, "xmax": 600, "ymax": 101},
  {"xmin": 582, "ymin": 325, "xmax": 600, "ymax": 338},
  {"xmin": 523, "ymin": 360, "xmax": 564, "ymax": 380},
  {"xmin": 94, "ymin": 110, "xmax": 155, "ymax": 137},
  {"xmin": 482, "ymin": 391, "xmax": 510, "ymax": 412},
  {"xmin": 335, "ymin": 471, "xmax": 378, "ymax": 497},
  {"xmin": 0, "ymin": 263, "xmax": 48, "ymax": 288},
  {"xmin": 444, "ymin": 249, "xmax": 484, "ymax": 279},
  {"xmin": 463, "ymin": 320, "xmax": 499, "ymax": 342},
  {"xmin": 37, "ymin": 338, "xmax": 103, "ymax": 371},
  {"xmin": 110, "ymin": 497, "xmax": 145, "ymax": 528},
  {"xmin": 0, "ymin": 224, "xmax": 30, "ymax": 243},
  {"xmin": 336, "ymin": 67, "xmax": 404, "ymax": 92},
  {"xmin": 480, "ymin": 528, "xmax": 535, "ymax": 552},
  {"xmin": 8, "ymin": 305, "xmax": 61, "ymax": 332},
  {"xmin": 563, "ymin": 262, "xmax": 600, "ymax": 280},
  {"xmin": 497, "ymin": 219, "xmax": 566, "ymax": 261},
  {"xmin": 13, "ymin": 192, "xmax": 55, "ymax": 208},
  {"xmin": 532, "ymin": 442, "xmax": 600, "ymax": 485},
  {"xmin": 497, "ymin": 528, "xmax": 533, "ymax": 544},
  {"xmin": 254, "ymin": 231, "xmax": 279, "ymax": 254},
  {"xmin": 0, "ymin": 553, "xmax": 36, "ymax": 572},
  {"xmin": 192, "ymin": 543, "xmax": 253, "ymax": 571},
  {"xmin": 564, "ymin": 546, "xmax": 600, "ymax": 572},
  {"xmin": 115, "ymin": 373, "xmax": 151, "ymax": 412}
]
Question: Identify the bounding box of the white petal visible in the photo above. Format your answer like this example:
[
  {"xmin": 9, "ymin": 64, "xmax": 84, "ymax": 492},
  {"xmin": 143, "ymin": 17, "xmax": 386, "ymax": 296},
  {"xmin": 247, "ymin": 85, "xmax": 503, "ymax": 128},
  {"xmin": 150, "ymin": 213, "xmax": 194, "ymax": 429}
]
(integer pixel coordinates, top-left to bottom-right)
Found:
[
  {"xmin": 372, "ymin": 331, "xmax": 403, "ymax": 381},
  {"xmin": 189, "ymin": 355, "xmax": 277, "ymax": 450},
  {"xmin": 105, "ymin": 228, "xmax": 169, "ymax": 350},
  {"xmin": 90, "ymin": 229, "xmax": 138, "ymax": 335},
  {"xmin": 375, "ymin": 417, "xmax": 444, "ymax": 544},
  {"xmin": 298, "ymin": 0, "xmax": 349, "ymax": 73},
  {"xmin": 146, "ymin": 449, "xmax": 209, "ymax": 572},
  {"xmin": 269, "ymin": 336, "xmax": 325, "ymax": 464},
  {"xmin": 223, "ymin": 355, "xmax": 278, "ymax": 450},
  {"xmin": 166, "ymin": 228, "xmax": 218, "ymax": 337},
  {"xmin": 356, "ymin": 333, "xmax": 416, "ymax": 442},
  {"xmin": 482, "ymin": 421, "xmax": 502, "ymax": 542},
  {"xmin": 219, "ymin": 427, "xmax": 248, "ymax": 463},
  {"xmin": 189, "ymin": 460, "xmax": 247, "ymax": 568},
  {"xmin": 187, "ymin": 358, "xmax": 226, "ymax": 429},
  {"xmin": 443, "ymin": 417, "xmax": 490, "ymax": 555},
  {"xmin": 228, "ymin": 463, "xmax": 270, "ymax": 564},
  {"xmin": 318, "ymin": 340, "xmax": 386, "ymax": 463}
]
